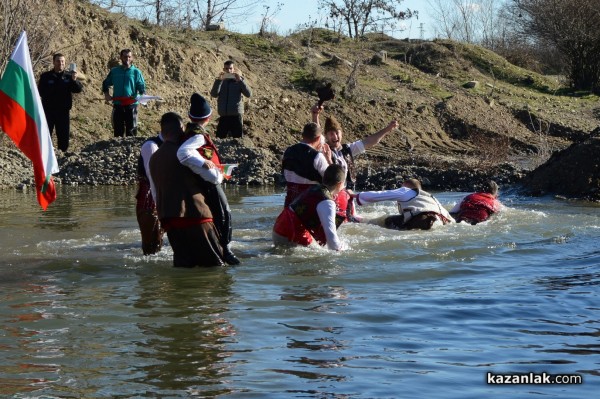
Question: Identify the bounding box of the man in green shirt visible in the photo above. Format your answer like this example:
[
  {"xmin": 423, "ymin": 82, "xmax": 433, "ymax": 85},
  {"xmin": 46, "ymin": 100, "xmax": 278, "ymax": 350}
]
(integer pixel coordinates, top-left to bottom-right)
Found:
[{"xmin": 102, "ymin": 49, "xmax": 146, "ymax": 137}]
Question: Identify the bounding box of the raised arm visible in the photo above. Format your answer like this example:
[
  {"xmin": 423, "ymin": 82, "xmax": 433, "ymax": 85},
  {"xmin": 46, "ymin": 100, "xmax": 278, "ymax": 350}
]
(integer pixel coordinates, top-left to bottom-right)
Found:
[
  {"xmin": 362, "ymin": 120, "xmax": 399, "ymax": 149},
  {"xmin": 311, "ymin": 103, "xmax": 322, "ymax": 126}
]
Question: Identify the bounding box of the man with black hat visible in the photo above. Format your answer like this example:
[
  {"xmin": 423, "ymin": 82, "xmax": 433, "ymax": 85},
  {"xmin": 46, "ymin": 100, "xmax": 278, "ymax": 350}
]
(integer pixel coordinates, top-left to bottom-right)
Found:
[
  {"xmin": 149, "ymin": 112, "xmax": 225, "ymax": 267},
  {"xmin": 177, "ymin": 93, "xmax": 241, "ymax": 265}
]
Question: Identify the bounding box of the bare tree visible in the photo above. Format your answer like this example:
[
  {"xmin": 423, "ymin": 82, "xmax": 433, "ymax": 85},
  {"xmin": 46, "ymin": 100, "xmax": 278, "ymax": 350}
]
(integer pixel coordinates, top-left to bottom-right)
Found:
[
  {"xmin": 190, "ymin": 0, "xmax": 263, "ymax": 31},
  {"xmin": 513, "ymin": 0, "xmax": 600, "ymax": 91},
  {"xmin": 320, "ymin": 0, "xmax": 416, "ymax": 39},
  {"xmin": 258, "ymin": 1, "xmax": 283, "ymax": 36},
  {"xmin": 427, "ymin": 0, "xmax": 502, "ymax": 45},
  {"xmin": 0, "ymin": 0, "xmax": 58, "ymax": 73},
  {"xmin": 90, "ymin": 0, "xmax": 262, "ymax": 30}
]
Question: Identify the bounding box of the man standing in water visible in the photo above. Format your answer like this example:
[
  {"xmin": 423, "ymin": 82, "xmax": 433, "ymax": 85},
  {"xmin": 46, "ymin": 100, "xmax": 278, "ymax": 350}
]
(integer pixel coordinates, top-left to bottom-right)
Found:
[
  {"xmin": 282, "ymin": 109, "xmax": 333, "ymax": 207},
  {"xmin": 149, "ymin": 112, "xmax": 225, "ymax": 267},
  {"xmin": 135, "ymin": 118, "xmax": 165, "ymax": 255},
  {"xmin": 177, "ymin": 93, "xmax": 241, "ymax": 265},
  {"xmin": 312, "ymin": 103, "xmax": 399, "ymax": 223},
  {"xmin": 273, "ymin": 164, "xmax": 347, "ymax": 251}
]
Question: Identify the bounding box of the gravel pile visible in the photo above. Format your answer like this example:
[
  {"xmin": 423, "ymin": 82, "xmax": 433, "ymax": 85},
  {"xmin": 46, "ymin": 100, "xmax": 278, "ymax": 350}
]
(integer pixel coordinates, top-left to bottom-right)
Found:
[
  {"xmin": 0, "ymin": 136, "xmax": 282, "ymax": 189},
  {"xmin": 356, "ymin": 163, "xmax": 524, "ymax": 193}
]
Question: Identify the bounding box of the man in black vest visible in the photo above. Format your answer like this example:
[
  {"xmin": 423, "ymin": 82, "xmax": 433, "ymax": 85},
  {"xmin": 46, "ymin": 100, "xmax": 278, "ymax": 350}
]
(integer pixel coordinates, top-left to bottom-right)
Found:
[{"xmin": 281, "ymin": 120, "xmax": 332, "ymax": 207}]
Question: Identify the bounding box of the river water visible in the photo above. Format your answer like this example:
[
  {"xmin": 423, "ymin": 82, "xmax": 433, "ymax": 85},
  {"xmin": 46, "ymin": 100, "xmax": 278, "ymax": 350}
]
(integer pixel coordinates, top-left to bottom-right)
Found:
[{"xmin": 0, "ymin": 185, "xmax": 598, "ymax": 398}]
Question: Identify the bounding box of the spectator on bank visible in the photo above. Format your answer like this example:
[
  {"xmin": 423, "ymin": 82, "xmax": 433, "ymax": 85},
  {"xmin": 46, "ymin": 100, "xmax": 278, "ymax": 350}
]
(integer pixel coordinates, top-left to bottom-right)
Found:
[
  {"xmin": 210, "ymin": 60, "xmax": 251, "ymax": 138},
  {"xmin": 102, "ymin": 49, "xmax": 146, "ymax": 137},
  {"xmin": 38, "ymin": 53, "xmax": 83, "ymax": 152}
]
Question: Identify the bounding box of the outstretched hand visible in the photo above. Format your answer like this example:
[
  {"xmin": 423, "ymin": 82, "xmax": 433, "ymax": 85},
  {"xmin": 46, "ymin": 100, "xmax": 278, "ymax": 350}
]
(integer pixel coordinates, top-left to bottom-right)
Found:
[{"xmin": 387, "ymin": 120, "xmax": 400, "ymax": 131}]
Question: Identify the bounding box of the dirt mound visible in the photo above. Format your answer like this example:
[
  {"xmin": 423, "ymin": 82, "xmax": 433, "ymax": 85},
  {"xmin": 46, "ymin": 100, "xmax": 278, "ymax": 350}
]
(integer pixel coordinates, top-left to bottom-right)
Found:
[{"xmin": 521, "ymin": 138, "xmax": 600, "ymax": 201}]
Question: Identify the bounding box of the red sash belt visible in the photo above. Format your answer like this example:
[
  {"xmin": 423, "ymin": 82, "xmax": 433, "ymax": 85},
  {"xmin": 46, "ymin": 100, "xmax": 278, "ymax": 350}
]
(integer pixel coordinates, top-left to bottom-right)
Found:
[
  {"xmin": 160, "ymin": 217, "xmax": 213, "ymax": 232},
  {"xmin": 112, "ymin": 96, "xmax": 137, "ymax": 106}
]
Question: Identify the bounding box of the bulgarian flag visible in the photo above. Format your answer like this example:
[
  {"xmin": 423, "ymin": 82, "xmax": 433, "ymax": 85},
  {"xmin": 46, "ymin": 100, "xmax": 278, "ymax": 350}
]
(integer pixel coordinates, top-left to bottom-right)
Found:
[
  {"xmin": 0, "ymin": 31, "xmax": 58, "ymax": 210},
  {"xmin": 219, "ymin": 163, "xmax": 238, "ymax": 180}
]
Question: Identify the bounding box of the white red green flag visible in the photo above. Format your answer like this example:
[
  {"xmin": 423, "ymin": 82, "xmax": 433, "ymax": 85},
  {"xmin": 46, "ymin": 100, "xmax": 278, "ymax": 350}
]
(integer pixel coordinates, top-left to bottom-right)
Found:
[
  {"xmin": 0, "ymin": 31, "xmax": 58, "ymax": 210},
  {"xmin": 219, "ymin": 163, "xmax": 238, "ymax": 180}
]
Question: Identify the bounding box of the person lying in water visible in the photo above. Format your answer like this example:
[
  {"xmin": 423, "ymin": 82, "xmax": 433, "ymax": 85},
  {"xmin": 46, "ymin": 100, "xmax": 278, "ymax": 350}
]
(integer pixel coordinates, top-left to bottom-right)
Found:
[
  {"xmin": 273, "ymin": 164, "xmax": 347, "ymax": 250},
  {"xmin": 450, "ymin": 180, "xmax": 503, "ymax": 225},
  {"xmin": 354, "ymin": 178, "xmax": 454, "ymax": 230}
]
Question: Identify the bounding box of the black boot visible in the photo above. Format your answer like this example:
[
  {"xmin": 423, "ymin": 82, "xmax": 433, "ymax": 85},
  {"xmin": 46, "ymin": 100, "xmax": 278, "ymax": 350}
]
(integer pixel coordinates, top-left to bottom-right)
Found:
[{"xmin": 223, "ymin": 247, "xmax": 241, "ymax": 265}]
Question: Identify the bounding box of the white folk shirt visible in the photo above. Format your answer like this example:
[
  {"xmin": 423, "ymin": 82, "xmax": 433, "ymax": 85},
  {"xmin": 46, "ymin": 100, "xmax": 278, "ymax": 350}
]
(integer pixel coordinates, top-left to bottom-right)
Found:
[{"xmin": 177, "ymin": 134, "xmax": 224, "ymax": 185}]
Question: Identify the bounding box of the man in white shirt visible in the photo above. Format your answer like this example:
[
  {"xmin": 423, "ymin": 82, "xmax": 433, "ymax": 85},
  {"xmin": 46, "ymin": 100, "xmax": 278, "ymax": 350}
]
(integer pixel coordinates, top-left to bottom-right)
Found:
[
  {"xmin": 273, "ymin": 164, "xmax": 347, "ymax": 251},
  {"xmin": 176, "ymin": 93, "xmax": 240, "ymax": 265},
  {"xmin": 135, "ymin": 118, "xmax": 166, "ymax": 255},
  {"xmin": 355, "ymin": 178, "xmax": 454, "ymax": 230},
  {"xmin": 312, "ymin": 104, "xmax": 399, "ymax": 223}
]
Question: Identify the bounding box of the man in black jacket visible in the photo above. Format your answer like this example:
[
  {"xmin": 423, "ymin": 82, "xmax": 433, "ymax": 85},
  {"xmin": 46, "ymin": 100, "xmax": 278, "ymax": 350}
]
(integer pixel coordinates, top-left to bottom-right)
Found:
[{"xmin": 38, "ymin": 53, "xmax": 83, "ymax": 152}]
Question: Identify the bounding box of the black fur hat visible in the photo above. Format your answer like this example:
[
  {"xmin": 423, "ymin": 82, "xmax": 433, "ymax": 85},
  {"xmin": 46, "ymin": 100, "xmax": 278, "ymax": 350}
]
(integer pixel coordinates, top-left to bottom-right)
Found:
[{"xmin": 188, "ymin": 93, "xmax": 212, "ymax": 119}]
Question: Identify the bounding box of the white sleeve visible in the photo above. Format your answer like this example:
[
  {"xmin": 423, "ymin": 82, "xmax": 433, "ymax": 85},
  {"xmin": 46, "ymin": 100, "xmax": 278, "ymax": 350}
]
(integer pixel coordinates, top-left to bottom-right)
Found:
[
  {"xmin": 177, "ymin": 135, "xmax": 223, "ymax": 185},
  {"xmin": 348, "ymin": 140, "xmax": 366, "ymax": 156},
  {"xmin": 141, "ymin": 140, "xmax": 159, "ymax": 200},
  {"xmin": 356, "ymin": 187, "xmax": 417, "ymax": 205},
  {"xmin": 317, "ymin": 200, "xmax": 344, "ymax": 250},
  {"xmin": 313, "ymin": 152, "xmax": 330, "ymax": 177}
]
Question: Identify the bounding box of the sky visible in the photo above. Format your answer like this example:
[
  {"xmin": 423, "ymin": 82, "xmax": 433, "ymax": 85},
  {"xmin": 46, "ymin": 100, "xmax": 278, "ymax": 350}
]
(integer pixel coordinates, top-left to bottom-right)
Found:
[{"xmin": 235, "ymin": 0, "xmax": 433, "ymax": 39}]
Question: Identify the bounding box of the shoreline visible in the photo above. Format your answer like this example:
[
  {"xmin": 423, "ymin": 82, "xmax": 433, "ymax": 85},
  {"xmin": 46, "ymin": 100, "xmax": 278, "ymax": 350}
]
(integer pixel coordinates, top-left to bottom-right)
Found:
[{"xmin": 0, "ymin": 136, "xmax": 526, "ymax": 194}]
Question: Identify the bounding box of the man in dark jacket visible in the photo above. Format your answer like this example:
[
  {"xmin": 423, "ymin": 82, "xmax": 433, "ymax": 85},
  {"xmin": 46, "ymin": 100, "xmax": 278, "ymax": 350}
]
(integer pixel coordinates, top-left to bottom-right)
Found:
[
  {"xmin": 210, "ymin": 60, "xmax": 252, "ymax": 138},
  {"xmin": 38, "ymin": 53, "xmax": 83, "ymax": 152}
]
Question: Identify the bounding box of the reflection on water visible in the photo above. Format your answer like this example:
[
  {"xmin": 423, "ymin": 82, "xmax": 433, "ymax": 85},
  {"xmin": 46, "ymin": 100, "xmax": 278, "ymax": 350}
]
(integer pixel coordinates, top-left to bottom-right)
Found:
[
  {"xmin": 132, "ymin": 270, "xmax": 236, "ymax": 397},
  {"xmin": 0, "ymin": 186, "xmax": 598, "ymax": 398}
]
